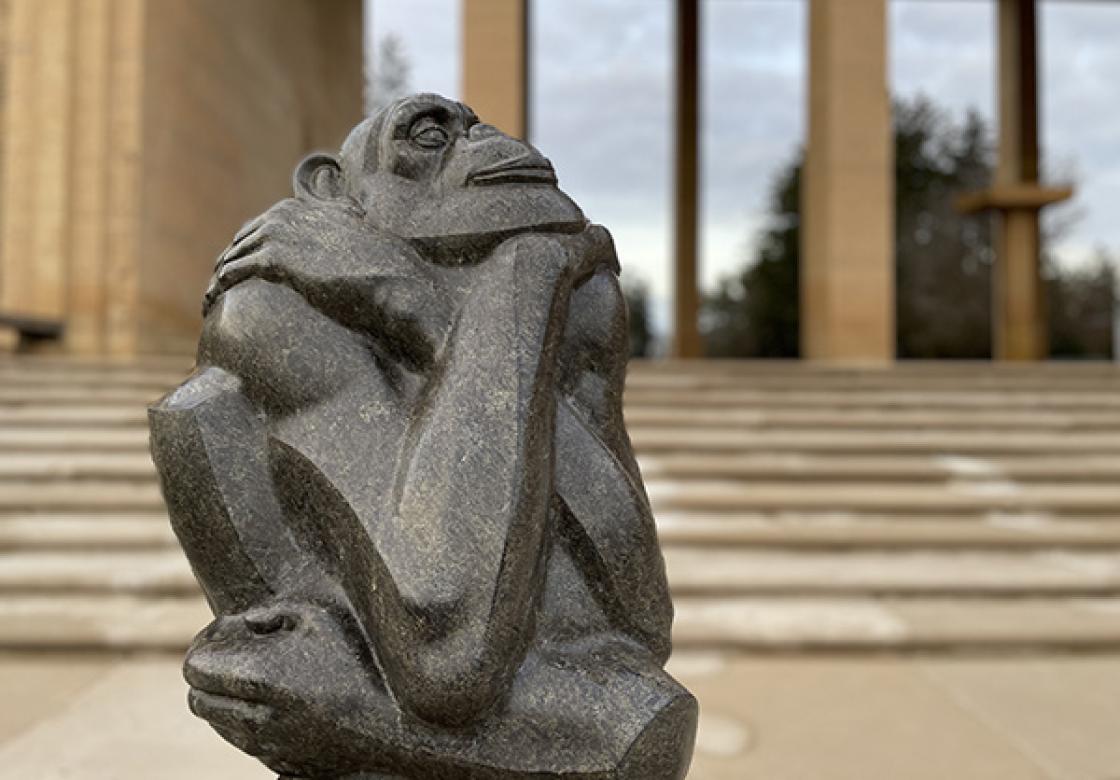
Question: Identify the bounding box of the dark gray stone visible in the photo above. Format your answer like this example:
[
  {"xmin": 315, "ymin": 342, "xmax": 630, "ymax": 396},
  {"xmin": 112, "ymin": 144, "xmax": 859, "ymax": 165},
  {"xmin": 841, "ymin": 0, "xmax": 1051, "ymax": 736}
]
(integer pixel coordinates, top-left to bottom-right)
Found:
[{"xmin": 149, "ymin": 93, "xmax": 697, "ymax": 779}]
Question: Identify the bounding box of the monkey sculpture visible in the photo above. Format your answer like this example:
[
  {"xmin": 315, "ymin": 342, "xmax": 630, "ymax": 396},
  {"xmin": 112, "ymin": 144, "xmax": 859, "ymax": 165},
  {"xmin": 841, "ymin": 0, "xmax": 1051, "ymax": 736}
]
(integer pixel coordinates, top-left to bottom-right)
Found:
[{"xmin": 149, "ymin": 94, "xmax": 697, "ymax": 780}]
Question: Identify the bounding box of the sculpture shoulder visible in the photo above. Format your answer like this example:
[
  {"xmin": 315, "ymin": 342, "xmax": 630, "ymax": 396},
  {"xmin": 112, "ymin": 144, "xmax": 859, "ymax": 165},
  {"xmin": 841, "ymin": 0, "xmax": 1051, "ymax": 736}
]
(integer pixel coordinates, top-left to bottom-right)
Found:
[
  {"xmin": 198, "ymin": 280, "xmax": 379, "ymax": 414},
  {"xmin": 558, "ymin": 265, "xmax": 629, "ymax": 432}
]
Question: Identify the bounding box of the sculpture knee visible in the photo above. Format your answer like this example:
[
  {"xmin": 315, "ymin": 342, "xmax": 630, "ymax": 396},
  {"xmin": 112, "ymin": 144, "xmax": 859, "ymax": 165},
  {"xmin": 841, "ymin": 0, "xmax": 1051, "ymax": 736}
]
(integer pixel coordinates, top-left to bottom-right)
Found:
[
  {"xmin": 393, "ymin": 642, "xmax": 515, "ymax": 727},
  {"xmin": 199, "ymin": 280, "xmax": 368, "ymax": 415}
]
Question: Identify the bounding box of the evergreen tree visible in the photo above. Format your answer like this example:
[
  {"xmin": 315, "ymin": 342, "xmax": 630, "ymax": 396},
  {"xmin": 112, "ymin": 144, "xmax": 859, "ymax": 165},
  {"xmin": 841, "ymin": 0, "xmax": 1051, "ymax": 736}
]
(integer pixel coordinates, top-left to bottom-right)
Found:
[
  {"xmin": 366, "ymin": 33, "xmax": 412, "ymax": 116},
  {"xmin": 702, "ymin": 95, "xmax": 1109, "ymax": 359},
  {"xmin": 624, "ymin": 280, "xmax": 655, "ymax": 358}
]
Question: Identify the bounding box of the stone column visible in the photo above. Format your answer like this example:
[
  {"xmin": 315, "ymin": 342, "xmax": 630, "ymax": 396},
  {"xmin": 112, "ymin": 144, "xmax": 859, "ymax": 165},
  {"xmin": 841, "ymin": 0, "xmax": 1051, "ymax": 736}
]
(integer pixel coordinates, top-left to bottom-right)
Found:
[
  {"xmin": 462, "ymin": 0, "xmax": 528, "ymax": 139},
  {"xmin": 672, "ymin": 0, "xmax": 702, "ymax": 359},
  {"xmin": 0, "ymin": 0, "xmax": 76, "ymax": 328},
  {"xmin": 958, "ymin": 0, "xmax": 1070, "ymax": 361},
  {"xmin": 0, "ymin": 0, "xmax": 363, "ymax": 356},
  {"xmin": 801, "ymin": 0, "xmax": 893, "ymax": 362}
]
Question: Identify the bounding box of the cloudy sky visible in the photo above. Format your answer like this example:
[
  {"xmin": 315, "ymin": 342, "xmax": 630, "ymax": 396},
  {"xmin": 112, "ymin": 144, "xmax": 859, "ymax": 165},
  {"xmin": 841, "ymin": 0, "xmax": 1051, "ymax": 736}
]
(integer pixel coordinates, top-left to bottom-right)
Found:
[{"xmin": 368, "ymin": 0, "xmax": 1120, "ymax": 336}]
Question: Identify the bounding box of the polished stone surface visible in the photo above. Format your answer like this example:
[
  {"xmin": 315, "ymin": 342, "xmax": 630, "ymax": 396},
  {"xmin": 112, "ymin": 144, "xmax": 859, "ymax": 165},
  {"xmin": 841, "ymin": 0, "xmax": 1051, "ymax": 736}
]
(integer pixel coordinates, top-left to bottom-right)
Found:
[{"xmin": 148, "ymin": 94, "xmax": 696, "ymax": 779}]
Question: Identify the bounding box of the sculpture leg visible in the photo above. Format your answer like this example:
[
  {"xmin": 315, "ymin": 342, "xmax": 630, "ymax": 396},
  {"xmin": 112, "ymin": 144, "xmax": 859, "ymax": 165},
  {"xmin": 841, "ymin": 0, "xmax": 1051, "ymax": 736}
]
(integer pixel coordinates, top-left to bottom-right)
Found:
[
  {"xmin": 149, "ymin": 365, "xmax": 328, "ymax": 614},
  {"xmin": 185, "ymin": 604, "xmax": 695, "ymax": 780}
]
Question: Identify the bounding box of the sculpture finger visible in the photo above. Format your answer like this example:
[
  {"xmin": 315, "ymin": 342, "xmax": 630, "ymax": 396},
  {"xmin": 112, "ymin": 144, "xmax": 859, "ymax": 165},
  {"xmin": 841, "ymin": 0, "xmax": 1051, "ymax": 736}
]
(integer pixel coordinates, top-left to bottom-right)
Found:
[
  {"xmin": 201, "ymin": 280, "xmax": 220, "ymax": 317},
  {"xmin": 219, "ymin": 229, "xmax": 267, "ymax": 267},
  {"xmin": 184, "ymin": 640, "xmax": 276, "ymax": 702},
  {"xmin": 233, "ymin": 214, "xmax": 266, "ymax": 244},
  {"xmin": 188, "ymin": 689, "xmax": 272, "ymax": 753},
  {"xmin": 216, "ymin": 254, "xmax": 273, "ymax": 293}
]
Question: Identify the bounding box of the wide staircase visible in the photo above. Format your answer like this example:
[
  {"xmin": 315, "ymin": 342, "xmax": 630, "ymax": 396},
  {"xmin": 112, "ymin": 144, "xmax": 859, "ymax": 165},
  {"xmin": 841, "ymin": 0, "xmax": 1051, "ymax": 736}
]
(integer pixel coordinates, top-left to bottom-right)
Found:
[{"xmin": 4, "ymin": 355, "xmax": 1120, "ymax": 653}]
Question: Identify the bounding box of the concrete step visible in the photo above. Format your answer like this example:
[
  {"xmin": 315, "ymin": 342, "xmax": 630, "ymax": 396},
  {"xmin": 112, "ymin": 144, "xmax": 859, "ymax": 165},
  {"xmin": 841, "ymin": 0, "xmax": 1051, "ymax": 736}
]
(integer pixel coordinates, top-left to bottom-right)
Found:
[
  {"xmin": 0, "ymin": 594, "xmax": 208, "ymax": 650},
  {"xmin": 11, "ymin": 508, "xmax": 1120, "ymax": 552},
  {"xmin": 0, "ymin": 406, "xmax": 148, "ymax": 426},
  {"xmin": 648, "ymin": 480, "xmax": 1120, "ymax": 515},
  {"xmin": 7, "ymin": 548, "xmax": 1120, "ymax": 600},
  {"xmin": 655, "ymin": 513, "xmax": 1120, "ymax": 549},
  {"xmin": 625, "ymin": 406, "xmax": 1120, "ymax": 431},
  {"xmin": 625, "ymin": 372, "xmax": 1120, "ymax": 392},
  {"xmin": 10, "ymin": 474, "xmax": 1120, "ymax": 516},
  {"xmin": 0, "ymin": 428, "xmax": 150, "ymax": 451},
  {"xmin": 672, "ymin": 596, "xmax": 1120, "ymax": 652},
  {"xmin": 624, "ymin": 388, "xmax": 1120, "ymax": 411},
  {"xmin": 9, "ymin": 409, "xmax": 1120, "ymax": 438},
  {"xmin": 630, "ymin": 428, "xmax": 1120, "ymax": 455},
  {"xmin": 0, "ymin": 372, "xmax": 184, "ymax": 392},
  {"xmin": 0, "ymin": 388, "xmax": 164, "ymax": 406},
  {"xmin": 0, "ymin": 482, "xmax": 163, "ymax": 511},
  {"xmin": 10, "ymin": 509, "xmax": 1120, "ymax": 554},
  {"xmin": 627, "ymin": 360, "xmax": 1120, "ymax": 386},
  {"xmin": 7, "ymin": 405, "xmax": 1120, "ymax": 432},
  {"xmin": 663, "ymin": 548, "xmax": 1120, "ymax": 597},
  {"xmin": 0, "ymin": 551, "xmax": 196, "ymax": 595},
  {"xmin": 0, "ymin": 453, "xmax": 155, "ymax": 480},
  {"xmin": 5, "ymin": 593, "xmax": 1120, "ymax": 653},
  {"xmin": 638, "ymin": 453, "xmax": 1120, "ymax": 483},
  {"xmin": 12, "ymin": 425, "xmax": 1120, "ymax": 456},
  {"xmin": 0, "ymin": 514, "xmax": 174, "ymax": 550}
]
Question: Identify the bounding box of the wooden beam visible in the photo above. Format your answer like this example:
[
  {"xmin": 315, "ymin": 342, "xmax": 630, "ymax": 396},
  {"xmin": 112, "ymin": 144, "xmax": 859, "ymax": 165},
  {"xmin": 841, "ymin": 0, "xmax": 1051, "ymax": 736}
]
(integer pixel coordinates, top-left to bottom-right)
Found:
[{"xmin": 956, "ymin": 184, "xmax": 1072, "ymax": 214}]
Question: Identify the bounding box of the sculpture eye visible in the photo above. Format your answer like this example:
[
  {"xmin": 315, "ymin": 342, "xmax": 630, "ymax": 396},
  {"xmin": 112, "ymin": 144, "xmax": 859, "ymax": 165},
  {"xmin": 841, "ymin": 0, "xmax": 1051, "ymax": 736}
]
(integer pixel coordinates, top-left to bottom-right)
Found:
[{"xmin": 410, "ymin": 120, "xmax": 450, "ymax": 150}]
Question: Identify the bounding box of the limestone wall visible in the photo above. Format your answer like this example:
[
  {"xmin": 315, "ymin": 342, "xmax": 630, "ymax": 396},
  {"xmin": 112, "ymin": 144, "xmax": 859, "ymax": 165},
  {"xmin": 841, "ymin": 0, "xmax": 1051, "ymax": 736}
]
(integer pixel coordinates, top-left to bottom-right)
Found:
[{"xmin": 136, "ymin": 0, "xmax": 364, "ymax": 354}]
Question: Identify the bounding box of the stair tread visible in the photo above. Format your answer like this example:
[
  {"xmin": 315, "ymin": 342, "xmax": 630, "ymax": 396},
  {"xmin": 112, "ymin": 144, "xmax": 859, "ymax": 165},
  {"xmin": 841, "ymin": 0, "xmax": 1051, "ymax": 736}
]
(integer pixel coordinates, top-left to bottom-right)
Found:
[
  {"xmin": 648, "ymin": 480, "xmax": 1120, "ymax": 512},
  {"xmin": 0, "ymin": 594, "xmax": 207, "ymax": 650},
  {"xmin": 655, "ymin": 513, "xmax": 1120, "ymax": 548},
  {"xmin": 672, "ymin": 596, "xmax": 1120, "ymax": 649},
  {"xmin": 0, "ymin": 551, "xmax": 195, "ymax": 593},
  {"xmin": 664, "ymin": 548, "xmax": 1120, "ymax": 595},
  {"xmin": 0, "ymin": 515, "xmax": 174, "ymax": 549},
  {"xmin": 0, "ymin": 482, "xmax": 163, "ymax": 510}
]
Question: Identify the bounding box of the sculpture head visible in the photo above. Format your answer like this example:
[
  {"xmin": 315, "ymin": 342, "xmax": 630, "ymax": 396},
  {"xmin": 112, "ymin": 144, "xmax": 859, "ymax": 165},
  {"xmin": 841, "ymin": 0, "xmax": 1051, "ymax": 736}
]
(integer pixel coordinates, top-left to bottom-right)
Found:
[{"xmin": 293, "ymin": 93, "xmax": 586, "ymax": 260}]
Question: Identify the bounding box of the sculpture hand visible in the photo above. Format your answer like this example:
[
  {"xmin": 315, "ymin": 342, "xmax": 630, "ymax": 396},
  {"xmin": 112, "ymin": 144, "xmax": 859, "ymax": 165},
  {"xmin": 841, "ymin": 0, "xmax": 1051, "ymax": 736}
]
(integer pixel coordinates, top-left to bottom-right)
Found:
[
  {"xmin": 200, "ymin": 198, "xmax": 450, "ymax": 371},
  {"xmin": 183, "ymin": 601, "xmax": 394, "ymax": 778},
  {"xmin": 203, "ymin": 198, "xmax": 363, "ymax": 316},
  {"xmin": 483, "ymin": 223, "xmax": 616, "ymax": 297}
]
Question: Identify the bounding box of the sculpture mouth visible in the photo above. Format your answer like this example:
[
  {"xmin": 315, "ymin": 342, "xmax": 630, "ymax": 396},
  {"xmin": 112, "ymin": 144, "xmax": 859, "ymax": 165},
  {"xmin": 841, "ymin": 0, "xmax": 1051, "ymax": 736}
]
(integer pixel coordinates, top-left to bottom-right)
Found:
[{"xmin": 468, "ymin": 163, "xmax": 558, "ymax": 187}]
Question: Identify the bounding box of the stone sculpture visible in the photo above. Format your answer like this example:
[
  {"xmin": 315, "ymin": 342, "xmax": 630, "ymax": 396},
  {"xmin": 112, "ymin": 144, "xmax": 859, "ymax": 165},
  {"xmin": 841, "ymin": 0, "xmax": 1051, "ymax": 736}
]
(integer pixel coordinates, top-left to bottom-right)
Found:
[{"xmin": 149, "ymin": 93, "xmax": 697, "ymax": 779}]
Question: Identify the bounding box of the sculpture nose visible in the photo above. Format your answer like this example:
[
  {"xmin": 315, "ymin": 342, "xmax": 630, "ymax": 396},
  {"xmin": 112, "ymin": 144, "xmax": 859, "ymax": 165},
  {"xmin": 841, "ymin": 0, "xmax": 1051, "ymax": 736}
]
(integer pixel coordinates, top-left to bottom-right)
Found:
[{"xmin": 468, "ymin": 122, "xmax": 502, "ymax": 141}]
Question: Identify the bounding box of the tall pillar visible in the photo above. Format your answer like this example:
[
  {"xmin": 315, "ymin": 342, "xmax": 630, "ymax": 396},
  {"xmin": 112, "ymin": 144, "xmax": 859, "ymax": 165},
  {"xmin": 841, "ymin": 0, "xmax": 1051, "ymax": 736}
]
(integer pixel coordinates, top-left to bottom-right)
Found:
[
  {"xmin": 0, "ymin": 0, "xmax": 76, "ymax": 327},
  {"xmin": 672, "ymin": 0, "xmax": 702, "ymax": 359},
  {"xmin": 958, "ymin": 0, "xmax": 1069, "ymax": 361},
  {"xmin": 801, "ymin": 0, "xmax": 893, "ymax": 362},
  {"xmin": 462, "ymin": 0, "xmax": 528, "ymax": 139},
  {"xmin": 0, "ymin": 0, "xmax": 364, "ymax": 356}
]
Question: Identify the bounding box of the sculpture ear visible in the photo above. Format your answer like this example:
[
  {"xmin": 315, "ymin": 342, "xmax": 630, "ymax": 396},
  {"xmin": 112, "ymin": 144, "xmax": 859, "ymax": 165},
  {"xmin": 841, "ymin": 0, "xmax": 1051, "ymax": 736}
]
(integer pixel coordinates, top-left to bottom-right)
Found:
[{"xmin": 294, "ymin": 153, "xmax": 346, "ymax": 202}]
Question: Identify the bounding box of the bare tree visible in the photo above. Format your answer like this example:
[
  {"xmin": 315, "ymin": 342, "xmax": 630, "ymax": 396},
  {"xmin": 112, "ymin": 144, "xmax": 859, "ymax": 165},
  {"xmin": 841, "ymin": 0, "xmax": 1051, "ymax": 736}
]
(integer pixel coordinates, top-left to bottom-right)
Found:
[{"xmin": 365, "ymin": 33, "xmax": 412, "ymax": 116}]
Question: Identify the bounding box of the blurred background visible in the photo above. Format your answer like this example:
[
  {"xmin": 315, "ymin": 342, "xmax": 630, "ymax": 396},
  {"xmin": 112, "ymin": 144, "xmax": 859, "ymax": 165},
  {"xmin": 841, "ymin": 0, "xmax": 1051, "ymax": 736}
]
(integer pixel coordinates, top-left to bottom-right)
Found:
[{"xmin": 2, "ymin": 1, "xmax": 1120, "ymax": 778}]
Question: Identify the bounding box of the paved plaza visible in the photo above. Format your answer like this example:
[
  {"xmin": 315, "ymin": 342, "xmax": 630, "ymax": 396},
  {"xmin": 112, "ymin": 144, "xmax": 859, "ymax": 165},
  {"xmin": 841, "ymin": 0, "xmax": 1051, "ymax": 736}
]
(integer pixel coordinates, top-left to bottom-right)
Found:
[{"xmin": 3, "ymin": 652, "xmax": 1120, "ymax": 779}]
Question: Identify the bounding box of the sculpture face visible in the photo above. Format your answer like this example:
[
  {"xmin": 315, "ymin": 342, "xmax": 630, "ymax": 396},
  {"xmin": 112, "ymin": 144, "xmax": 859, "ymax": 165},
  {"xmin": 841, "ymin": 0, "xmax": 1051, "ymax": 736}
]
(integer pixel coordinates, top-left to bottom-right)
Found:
[
  {"xmin": 340, "ymin": 94, "xmax": 587, "ymax": 253},
  {"xmin": 150, "ymin": 93, "xmax": 695, "ymax": 780}
]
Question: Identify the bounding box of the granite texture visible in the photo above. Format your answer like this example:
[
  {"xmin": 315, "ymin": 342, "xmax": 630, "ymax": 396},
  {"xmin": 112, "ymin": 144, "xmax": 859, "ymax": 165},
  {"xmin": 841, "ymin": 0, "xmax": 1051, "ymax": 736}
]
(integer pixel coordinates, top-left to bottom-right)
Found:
[{"xmin": 149, "ymin": 93, "xmax": 697, "ymax": 779}]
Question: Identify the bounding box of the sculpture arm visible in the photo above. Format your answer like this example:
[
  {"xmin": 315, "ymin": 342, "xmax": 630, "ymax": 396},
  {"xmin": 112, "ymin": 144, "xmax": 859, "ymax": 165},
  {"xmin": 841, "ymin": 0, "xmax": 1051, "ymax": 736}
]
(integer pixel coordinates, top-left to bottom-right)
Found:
[
  {"xmin": 206, "ymin": 200, "xmax": 452, "ymax": 372},
  {"xmin": 554, "ymin": 268, "xmax": 674, "ymax": 662},
  {"xmin": 369, "ymin": 232, "xmax": 600, "ymax": 726}
]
